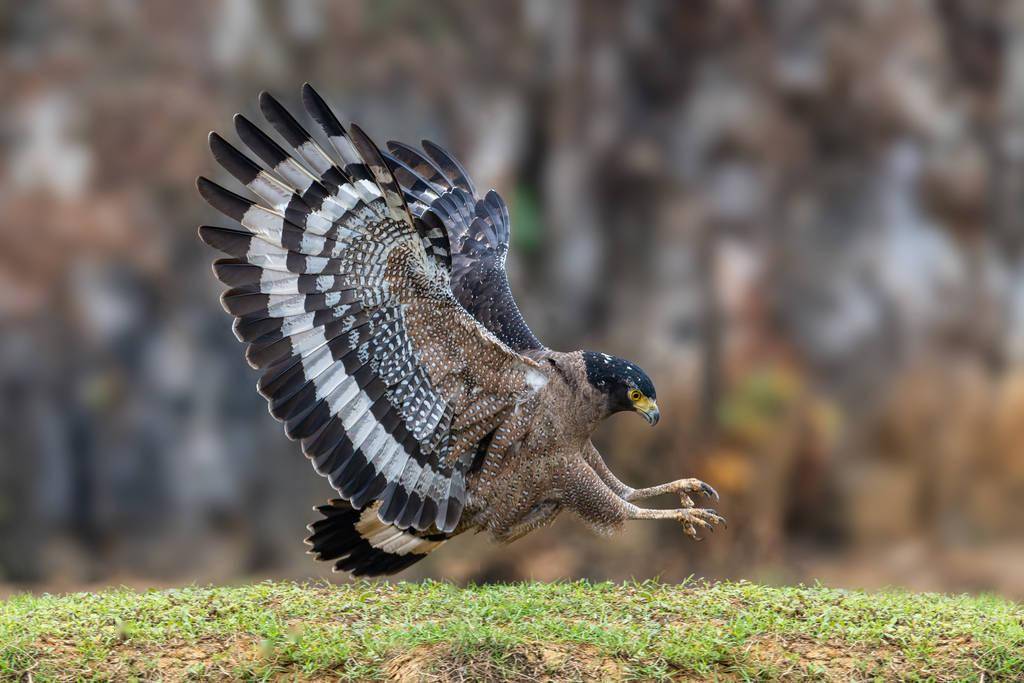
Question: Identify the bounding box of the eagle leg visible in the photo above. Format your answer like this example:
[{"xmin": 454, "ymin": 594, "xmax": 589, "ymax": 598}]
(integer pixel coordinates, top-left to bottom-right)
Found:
[
  {"xmin": 624, "ymin": 478, "xmax": 719, "ymax": 509},
  {"xmin": 563, "ymin": 455, "xmax": 725, "ymax": 540},
  {"xmin": 581, "ymin": 443, "xmax": 719, "ymax": 509}
]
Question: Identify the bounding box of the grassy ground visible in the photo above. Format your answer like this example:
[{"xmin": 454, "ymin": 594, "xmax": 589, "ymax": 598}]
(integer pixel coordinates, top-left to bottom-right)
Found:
[{"xmin": 0, "ymin": 580, "xmax": 1021, "ymax": 681}]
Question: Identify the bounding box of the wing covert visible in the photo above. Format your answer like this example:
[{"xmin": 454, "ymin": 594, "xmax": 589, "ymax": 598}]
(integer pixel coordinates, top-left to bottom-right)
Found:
[{"xmin": 385, "ymin": 141, "xmax": 545, "ymax": 352}]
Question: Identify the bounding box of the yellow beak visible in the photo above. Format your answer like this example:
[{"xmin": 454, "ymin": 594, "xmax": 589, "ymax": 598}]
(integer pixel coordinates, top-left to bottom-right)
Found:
[{"xmin": 634, "ymin": 396, "xmax": 660, "ymax": 426}]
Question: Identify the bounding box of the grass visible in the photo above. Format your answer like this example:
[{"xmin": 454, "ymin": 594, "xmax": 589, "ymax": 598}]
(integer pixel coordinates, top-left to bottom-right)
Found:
[{"xmin": 0, "ymin": 580, "xmax": 1021, "ymax": 681}]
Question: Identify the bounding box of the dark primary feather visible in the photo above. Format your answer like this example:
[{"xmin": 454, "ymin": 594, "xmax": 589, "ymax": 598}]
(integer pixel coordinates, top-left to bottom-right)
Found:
[{"xmin": 421, "ymin": 140, "xmax": 476, "ymax": 195}]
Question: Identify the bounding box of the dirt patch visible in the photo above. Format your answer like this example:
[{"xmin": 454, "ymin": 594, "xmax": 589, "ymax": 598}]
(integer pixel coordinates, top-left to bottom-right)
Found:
[
  {"xmin": 26, "ymin": 634, "xmax": 343, "ymax": 682},
  {"xmin": 19, "ymin": 628, "xmax": 992, "ymax": 682},
  {"xmin": 383, "ymin": 642, "xmax": 626, "ymax": 682},
  {"xmin": 738, "ymin": 633, "xmax": 981, "ymax": 682},
  {"xmin": 29, "ymin": 635, "xmax": 259, "ymax": 681}
]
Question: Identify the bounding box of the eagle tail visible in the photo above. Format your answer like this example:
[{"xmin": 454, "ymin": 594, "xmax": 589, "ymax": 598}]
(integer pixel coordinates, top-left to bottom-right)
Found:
[{"xmin": 305, "ymin": 499, "xmax": 448, "ymax": 577}]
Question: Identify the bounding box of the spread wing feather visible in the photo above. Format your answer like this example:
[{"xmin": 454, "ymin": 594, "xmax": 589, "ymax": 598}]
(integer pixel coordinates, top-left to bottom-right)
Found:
[
  {"xmin": 384, "ymin": 142, "xmax": 544, "ymax": 352},
  {"xmin": 198, "ymin": 85, "xmax": 543, "ymax": 535}
]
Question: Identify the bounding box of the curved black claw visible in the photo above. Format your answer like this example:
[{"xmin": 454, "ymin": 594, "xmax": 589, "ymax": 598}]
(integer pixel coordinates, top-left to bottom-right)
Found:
[{"xmin": 699, "ymin": 482, "xmax": 720, "ymax": 502}]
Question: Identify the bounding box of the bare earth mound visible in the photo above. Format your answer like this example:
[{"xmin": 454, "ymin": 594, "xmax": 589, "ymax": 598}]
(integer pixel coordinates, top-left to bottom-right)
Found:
[{"xmin": 1, "ymin": 581, "xmax": 1020, "ymax": 681}]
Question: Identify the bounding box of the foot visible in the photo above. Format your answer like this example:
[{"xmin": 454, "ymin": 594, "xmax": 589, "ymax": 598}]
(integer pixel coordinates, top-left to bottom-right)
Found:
[
  {"xmin": 630, "ymin": 478, "xmax": 719, "ymax": 508},
  {"xmin": 678, "ymin": 507, "xmax": 726, "ymax": 540}
]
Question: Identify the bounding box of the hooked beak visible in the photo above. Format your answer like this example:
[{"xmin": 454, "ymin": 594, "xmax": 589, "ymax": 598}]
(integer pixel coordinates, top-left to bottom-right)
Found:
[{"xmin": 635, "ymin": 397, "xmax": 660, "ymax": 426}]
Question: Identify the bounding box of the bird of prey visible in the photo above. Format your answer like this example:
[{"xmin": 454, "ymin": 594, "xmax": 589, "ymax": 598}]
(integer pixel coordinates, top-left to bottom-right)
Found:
[{"xmin": 197, "ymin": 85, "xmax": 724, "ymax": 577}]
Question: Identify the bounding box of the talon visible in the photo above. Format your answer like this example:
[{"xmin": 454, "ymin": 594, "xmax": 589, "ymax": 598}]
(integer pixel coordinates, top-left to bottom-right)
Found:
[
  {"xmin": 678, "ymin": 506, "xmax": 726, "ymax": 541},
  {"xmin": 682, "ymin": 521, "xmax": 697, "ymax": 539},
  {"xmin": 700, "ymin": 482, "xmax": 720, "ymax": 502}
]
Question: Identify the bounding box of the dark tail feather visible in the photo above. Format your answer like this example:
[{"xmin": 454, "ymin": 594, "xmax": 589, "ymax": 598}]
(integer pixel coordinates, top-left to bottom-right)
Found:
[{"xmin": 304, "ymin": 499, "xmax": 448, "ymax": 577}]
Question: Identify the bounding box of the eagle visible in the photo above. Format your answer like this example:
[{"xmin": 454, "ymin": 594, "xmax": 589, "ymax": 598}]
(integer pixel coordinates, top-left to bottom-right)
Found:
[{"xmin": 197, "ymin": 85, "xmax": 724, "ymax": 577}]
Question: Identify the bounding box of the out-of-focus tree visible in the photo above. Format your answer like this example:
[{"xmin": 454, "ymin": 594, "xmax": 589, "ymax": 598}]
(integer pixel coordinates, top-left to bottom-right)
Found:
[{"xmin": 1, "ymin": 0, "xmax": 1023, "ymax": 596}]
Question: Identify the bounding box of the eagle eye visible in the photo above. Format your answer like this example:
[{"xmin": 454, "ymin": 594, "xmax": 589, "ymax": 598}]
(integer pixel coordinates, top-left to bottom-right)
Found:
[{"xmin": 629, "ymin": 389, "xmax": 643, "ymax": 402}]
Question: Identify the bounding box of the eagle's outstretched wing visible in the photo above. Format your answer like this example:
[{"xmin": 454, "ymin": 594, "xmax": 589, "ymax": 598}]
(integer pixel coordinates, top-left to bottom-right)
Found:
[
  {"xmin": 197, "ymin": 85, "xmax": 544, "ymax": 534},
  {"xmin": 384, "ymin": 141, "xmax": 545, "ymax": 352}
]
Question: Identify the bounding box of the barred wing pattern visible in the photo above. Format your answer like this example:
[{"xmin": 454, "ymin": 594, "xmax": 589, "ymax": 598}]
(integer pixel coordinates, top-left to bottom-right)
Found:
[
  {"xmin": 384, "ymin": 142, "xmax": 545, "ymax": 352},
  {"xmin": 198, "ymin": 85, "xmax": 543, "ymax": 535}
]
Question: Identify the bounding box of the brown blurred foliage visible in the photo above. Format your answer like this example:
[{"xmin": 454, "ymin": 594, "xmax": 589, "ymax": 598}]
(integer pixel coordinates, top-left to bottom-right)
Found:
[{"xmin": 2, "ymin": 1, "xmax": 1023, "ymax": 597}]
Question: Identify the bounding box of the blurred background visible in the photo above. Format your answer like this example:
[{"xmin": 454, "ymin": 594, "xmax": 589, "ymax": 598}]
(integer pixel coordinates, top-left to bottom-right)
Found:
[{"xmin": 2, "ymin": 0, "xmax": 1024, "ymax": 599}]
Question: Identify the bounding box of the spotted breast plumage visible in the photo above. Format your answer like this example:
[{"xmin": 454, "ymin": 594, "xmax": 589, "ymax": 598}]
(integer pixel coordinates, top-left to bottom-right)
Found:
[{"xmin": 197, "ymin": 85, "xmax": 724, "ymax": 576}]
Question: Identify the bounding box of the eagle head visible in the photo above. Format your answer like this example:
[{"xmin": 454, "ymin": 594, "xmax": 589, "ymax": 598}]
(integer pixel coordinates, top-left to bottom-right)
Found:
[{"xmin": 582, "ymin": 352, "xmax": 659, "ymax": 425}]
